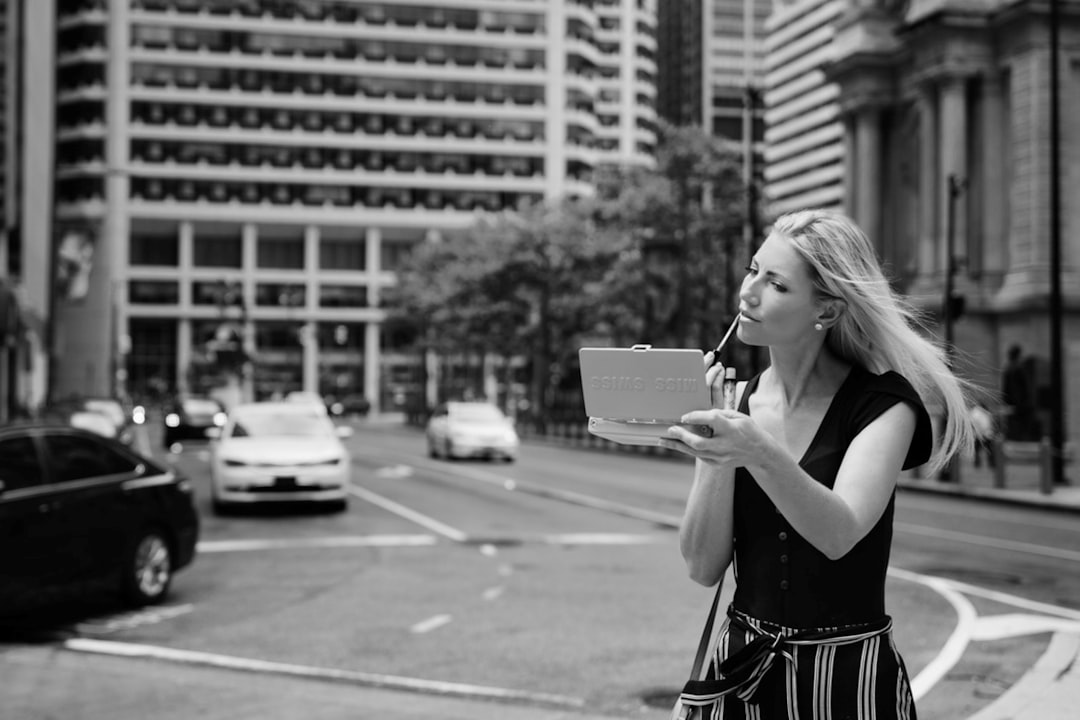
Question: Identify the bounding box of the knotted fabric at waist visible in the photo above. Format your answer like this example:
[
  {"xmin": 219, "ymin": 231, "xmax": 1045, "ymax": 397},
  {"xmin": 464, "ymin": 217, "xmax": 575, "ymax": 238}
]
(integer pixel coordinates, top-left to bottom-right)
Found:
[{"xmin": 678, "ymin": 605, "xmax": 893, "ymax": 708}]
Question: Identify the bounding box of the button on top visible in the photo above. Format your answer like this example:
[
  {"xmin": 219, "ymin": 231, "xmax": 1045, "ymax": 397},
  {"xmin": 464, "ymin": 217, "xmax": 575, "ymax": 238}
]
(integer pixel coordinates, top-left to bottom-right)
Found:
[
  {"xmin": 779, "ymin": 554, "xmax": 788, "ymax": 564},
  {"xmin": 778, "ymin": 531, "xmax": 788, "ymax": 541},
  {"xmin": 780, "ymin": 580, "xmax": 790, "ymax": 590}
]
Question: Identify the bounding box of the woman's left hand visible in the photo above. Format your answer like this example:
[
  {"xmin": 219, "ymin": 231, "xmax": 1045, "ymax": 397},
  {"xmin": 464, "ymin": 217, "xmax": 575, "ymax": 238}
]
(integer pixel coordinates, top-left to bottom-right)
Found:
[{"xmin": 660, "ymin": 409, "xmax": 766, "ymax": 468}]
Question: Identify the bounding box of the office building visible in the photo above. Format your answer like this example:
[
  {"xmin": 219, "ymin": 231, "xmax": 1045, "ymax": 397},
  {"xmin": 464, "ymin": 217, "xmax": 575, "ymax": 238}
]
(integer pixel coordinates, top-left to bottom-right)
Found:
[
  {"xmin": 45, "ymin": 0, "xmax": 657, "ymax": 412},
  {"xmin": 762, "ymin": 0, "xmax": 845, "ymax": 217}
]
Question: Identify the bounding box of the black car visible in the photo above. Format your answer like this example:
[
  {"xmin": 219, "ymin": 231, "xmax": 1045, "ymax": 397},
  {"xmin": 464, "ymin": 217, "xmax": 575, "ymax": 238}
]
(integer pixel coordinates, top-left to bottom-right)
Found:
[
  {"xmin": 0, "ymin": 424, "xmax": 199, "ymax": 614},
  {"xmin": 163, "ymin": 396, "xmax": 227, "ymax": 449}
]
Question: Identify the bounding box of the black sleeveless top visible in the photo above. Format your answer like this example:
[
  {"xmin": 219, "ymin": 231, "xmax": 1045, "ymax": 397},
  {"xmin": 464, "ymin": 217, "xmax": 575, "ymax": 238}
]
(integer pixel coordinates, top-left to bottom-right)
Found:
[{"xmin": 731, "ymin": 366, "xmax": 933, "ymax": 629}]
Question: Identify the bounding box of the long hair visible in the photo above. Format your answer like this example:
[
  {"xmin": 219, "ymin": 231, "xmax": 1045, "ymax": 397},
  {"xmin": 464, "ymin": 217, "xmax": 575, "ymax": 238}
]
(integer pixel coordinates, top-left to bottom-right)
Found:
[{"xmin": 771, "ymin": 209, "xmax": 975, "ymax": 475}]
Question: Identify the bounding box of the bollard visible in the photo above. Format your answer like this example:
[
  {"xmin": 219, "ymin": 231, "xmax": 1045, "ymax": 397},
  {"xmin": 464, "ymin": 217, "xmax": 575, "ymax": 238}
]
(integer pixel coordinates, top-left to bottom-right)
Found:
[
  {"xmin": 992, "ymin": 437, "xmax": 1006, "ymax": 489},
  {"xmin": 1039, "ymin": 437, "xmax": 1053, "ymax": 495}
]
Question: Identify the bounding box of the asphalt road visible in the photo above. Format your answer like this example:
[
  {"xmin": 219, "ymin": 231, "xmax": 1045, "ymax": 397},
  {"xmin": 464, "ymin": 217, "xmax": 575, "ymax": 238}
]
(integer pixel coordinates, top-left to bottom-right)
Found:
[{"xmin": 2, "ymin": 418, "xmax": 1079, "ymax": 720}]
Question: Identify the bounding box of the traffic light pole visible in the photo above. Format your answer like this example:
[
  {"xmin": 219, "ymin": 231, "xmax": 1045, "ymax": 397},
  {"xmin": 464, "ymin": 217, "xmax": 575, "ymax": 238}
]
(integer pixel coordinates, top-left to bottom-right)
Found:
[{"xmin": 942, "ymin": 174, "xmax": 965, "ymax": 482}]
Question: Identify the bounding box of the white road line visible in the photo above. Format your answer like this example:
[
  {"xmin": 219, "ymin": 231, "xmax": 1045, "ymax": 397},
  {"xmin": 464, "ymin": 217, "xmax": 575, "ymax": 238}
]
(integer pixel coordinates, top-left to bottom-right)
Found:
[
  {"xmin": 63, "ymin": 638, "xmax": 585, "ymax": 709},
  {"xmin": 348, "ymin": 486, "xmax": 469, "ymax": 542},
  {"xmin": 895, "ymin": 522, "xmax": 1080, "ymax": 563},
  {"xmin": 198, "ymin": 535, "xmax": 436, "ymax": 553},
  {"xmin": 482, "ymin": 586, "xmax": 505, "ymax": 601},
  {"xmin": 889, "ymin": 568, "xmax": 978, "ymax": 701},
  {"xmin": 410, "ymin": 614, "xmax": 453, "ymax": 634},
  {"xmin": 541, "ymin": 533, "xmax": 665, "ymax": 545}
]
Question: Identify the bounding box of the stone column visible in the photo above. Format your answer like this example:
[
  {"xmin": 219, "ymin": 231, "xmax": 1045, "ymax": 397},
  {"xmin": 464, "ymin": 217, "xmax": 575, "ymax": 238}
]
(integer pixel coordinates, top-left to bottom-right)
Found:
[
  {"xmin": 302, "ymin": 225, "xmax": 319, "ymax": 393},
  {"xmin": 365, "ymin": 227, "xmax": 382, "ymax": 414},
  {"xmin": 856, "ymin": 106, "xmax": 883, "ymax": 249},
  {"xmin": 980, "ymin": 71, "xmax": 1006, "ymax": 277},
  {"xmin": 842, "ymin": 112, "xmax": 857, "ymax": 216},
  {"xmin": 916, "ymin": 85, "xmax": 938, "ymax": 281},
  {"xmin": 939, "ymin": 76, "xmax": 968, "ymax": 269}
]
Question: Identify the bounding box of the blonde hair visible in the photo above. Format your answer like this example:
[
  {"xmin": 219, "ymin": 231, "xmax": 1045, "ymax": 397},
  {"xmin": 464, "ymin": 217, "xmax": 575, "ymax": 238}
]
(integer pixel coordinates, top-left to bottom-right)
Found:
[{"xmin": 771, "ymin": 208, "xmax": 975, "ymax": 474}]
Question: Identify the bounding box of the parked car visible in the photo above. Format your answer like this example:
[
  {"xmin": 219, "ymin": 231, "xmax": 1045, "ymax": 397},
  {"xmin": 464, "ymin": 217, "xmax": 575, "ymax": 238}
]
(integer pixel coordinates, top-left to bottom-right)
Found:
[
  {"xmin": 284, "ymin": 390, "xmax": 329, "ymax": 415},
  {"xmin": 425, "ymin": 401, "xmax": 520, "ymax": 462},
  {"xmin": 44, "ymin": 396, "xmax": 137, "ymax": 447},
  {"xmin": 0, "ymin": 423, "xmax": 199, "ymax": 614},
  {"xmin": 208, "ymin": 401, "xmax": 353, "ymax": 514},
  {"xmin": 326, "ymin": 393, "xmax": 370, "ymax": 417},
  {"xmin": 163, "ymin": 396, "xmax": 227, "ymax": 449}
]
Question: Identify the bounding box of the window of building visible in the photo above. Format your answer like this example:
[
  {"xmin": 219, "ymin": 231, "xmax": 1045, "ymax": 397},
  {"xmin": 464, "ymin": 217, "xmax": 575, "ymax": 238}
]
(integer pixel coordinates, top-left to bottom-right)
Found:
[
  {"xmin": 257, "ymin": 236, "xmax": 304, "ymax": 269},
  {"xmin": 256, "ymin": 283, "xmax": 306, "ymax": 308},
  {"xmin": 129, "ymin": 225, "xmax": 179, "ymax": 266},
  {"xmin": 319, "ymin": 285, "xmax": 367, "ymax": 308},
  {"xmin": 320, "ymin": 239, "xmax": 365, "ymax": 270},
  {"xmin": 194, "ymin": 226, "xmax": 242, "ymax": 268},
  {"xmin": 128, "ymin": 280, "xmax": 179, "ymax": 304}
]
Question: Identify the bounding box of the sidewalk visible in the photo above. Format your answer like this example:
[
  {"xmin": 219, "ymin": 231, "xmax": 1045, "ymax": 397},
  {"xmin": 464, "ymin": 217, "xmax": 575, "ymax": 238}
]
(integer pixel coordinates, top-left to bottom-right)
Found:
[{"xmin": 897, "ymin": 454, "xmax": 1080, "ymax": 514}]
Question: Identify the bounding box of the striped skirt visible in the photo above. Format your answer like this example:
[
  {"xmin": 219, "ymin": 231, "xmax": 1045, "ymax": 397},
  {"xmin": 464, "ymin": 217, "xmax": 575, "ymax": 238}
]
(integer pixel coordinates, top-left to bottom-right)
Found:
[{"xmin": 677, "ymin": 606, "xmax": 917, "ymax": 720}]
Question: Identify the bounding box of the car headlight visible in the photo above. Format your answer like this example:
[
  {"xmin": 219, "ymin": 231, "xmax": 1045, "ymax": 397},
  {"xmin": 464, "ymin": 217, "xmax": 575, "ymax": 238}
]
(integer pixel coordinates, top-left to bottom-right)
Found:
[
  {"xmin": 213, "ymin": 412, "xmax": 227, "ymax": 426},
  {"xmin": 165, "ymin": 413, "xmax": 180, "ymax": 427}
]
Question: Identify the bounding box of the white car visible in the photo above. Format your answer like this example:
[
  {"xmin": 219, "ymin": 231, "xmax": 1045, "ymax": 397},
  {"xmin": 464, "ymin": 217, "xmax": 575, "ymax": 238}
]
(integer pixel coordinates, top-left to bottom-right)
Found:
[
  {"xmin": 425, "ymin": 401, "xmax": 520, "ymax": 462},
  {"xmin": 209, "ymin": 402, "xmax": 353, "ymax": 513}
]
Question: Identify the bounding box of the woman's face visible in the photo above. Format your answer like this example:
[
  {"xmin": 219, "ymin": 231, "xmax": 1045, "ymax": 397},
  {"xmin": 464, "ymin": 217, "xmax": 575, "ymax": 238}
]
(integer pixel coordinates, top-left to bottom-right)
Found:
[{"xmin": 737, "ymin": 232, "xmax": 824, "ymax": 348}]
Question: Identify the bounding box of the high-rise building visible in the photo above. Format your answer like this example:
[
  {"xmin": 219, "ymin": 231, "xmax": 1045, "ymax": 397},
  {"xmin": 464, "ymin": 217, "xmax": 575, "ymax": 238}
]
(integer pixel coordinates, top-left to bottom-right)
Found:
[
  {"xmin": 762, "ymin": 0, "xmax": 844, "ymax": 217},
  {"xmin": 44, "ymin": 0, "xmax": 657, "ymax": 412}
]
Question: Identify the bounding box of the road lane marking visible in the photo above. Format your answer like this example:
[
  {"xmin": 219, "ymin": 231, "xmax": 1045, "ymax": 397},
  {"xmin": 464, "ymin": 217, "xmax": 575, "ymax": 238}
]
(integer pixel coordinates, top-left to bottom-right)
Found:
[
  {"xmin": 889, "ymin": 568, "xmax": 978, "ymax": 701},
  {"xmin": 197, "ymin": 535, "xmax": 436, "ymax": 553},
  {"xmin": 483, "ymin": 586, "xmax": 504, "ymax": 601},
  {"xmin": 410, "ymin": 614, "xmax": 452, "ymax": 634},
  {"xmin": 895, "ymin": 522, "xmax": 1080, "ymax": 563},
  {"xmin": 63, "ymin": 638, "xmax": 586, "ymax": 709},
  {"xmin": 972, "ymin": 613, "xmax": 1080, "ymax": 641},
  {"xmin": 75, "ymin": 604, "xmax": 194, "ymax": 634},
  {"xmin": 541, "ymin": 532, "xmax": 665, "ymax": 545},
  {"xmin": 348, "ymin": 485, "xmax": 468, "ymax": 542}
]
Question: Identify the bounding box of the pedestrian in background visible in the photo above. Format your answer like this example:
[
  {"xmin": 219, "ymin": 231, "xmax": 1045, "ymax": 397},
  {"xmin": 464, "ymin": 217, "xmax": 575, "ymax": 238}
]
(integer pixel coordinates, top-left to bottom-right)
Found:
[
  {"xmin": 662, "ymin": 209, "xmax": 977, "ymax": 719},
  {"xmin": 970, "ymin": 403, "xmax": 997, "ymax": 468},
  {"xmin": 1001, "ymin": 344, "xmax": 1036, "ymax": 441}
]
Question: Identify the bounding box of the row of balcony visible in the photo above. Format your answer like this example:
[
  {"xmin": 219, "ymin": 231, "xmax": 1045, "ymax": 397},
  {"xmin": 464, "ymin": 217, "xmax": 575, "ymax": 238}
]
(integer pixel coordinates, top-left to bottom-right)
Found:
[
  {"xmin": 125, "ymin": 65, "xmax": 550, "ymax": 106},
  {"xmin": 127, "ymin": 142, "xmax": 546, "ymax": 176},
  {"xmin": 128, "ymin": 103, "xmax": 547, "ymax": 141},
  {"xmin": 133, "ymin": 0, "xmax": 548, "ymax": 35},
  {"xmin": 126, "ymin": 179, "xmax": 546, "ymax": 212},
  {"xmin": 130, "ymin": 28, "xmax": 548, "ymax": 70}
]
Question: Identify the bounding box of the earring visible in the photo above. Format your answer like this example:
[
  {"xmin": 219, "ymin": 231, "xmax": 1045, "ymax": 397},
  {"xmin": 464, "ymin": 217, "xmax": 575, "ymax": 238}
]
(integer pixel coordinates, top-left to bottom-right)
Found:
[{"xmin": 814, "ymin": 322, "xmax": 824, "ymax": 331}]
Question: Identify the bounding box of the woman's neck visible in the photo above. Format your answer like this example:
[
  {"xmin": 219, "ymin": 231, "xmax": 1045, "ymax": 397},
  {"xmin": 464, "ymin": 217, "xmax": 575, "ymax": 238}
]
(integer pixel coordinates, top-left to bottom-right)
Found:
[{"xmin": 764, "ymin": 347, "xmax": 851, "ymax": 409}]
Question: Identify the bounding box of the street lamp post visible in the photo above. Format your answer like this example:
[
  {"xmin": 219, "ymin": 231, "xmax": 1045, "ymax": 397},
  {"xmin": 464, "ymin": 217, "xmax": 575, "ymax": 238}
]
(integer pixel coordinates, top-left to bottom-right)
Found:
[{"xmin": 1048, "ymin": 0, "xmax": 1065, "ymax": 485}]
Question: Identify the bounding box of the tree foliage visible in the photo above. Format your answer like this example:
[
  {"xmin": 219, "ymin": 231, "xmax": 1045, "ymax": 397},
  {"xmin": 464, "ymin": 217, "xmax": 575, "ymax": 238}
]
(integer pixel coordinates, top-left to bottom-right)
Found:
[{"xmin": 384, "ymin": 122, "xmax": 748, "ymax": 422}]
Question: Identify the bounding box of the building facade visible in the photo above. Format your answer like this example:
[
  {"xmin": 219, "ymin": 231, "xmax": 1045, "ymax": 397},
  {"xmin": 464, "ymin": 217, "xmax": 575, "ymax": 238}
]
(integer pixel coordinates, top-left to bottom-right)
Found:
[
  {"xmin": 826, "ymin": 0, "xmax": 1080, "ymax": 446},
  {"xmin": 45, "ymin": 0, "xmax": 657, "ymax": 413},
  {"xmin": 763, "ymin": 0, "xmax": 846, "ymax": 216}
]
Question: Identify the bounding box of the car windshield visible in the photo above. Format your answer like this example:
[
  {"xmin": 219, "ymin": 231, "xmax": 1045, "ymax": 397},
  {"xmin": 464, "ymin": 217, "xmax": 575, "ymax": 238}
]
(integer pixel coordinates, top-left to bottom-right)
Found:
[
  {"xmin": 449, "ymin": 404, "xmax": 505, "ymax": 423},
  {"xmin": 183, "ymin": 399, "xmax": 222, "ymax": 414},
  {"xmin": 229, "ymin": 411, "xmax": 331, "ymax": 438}
]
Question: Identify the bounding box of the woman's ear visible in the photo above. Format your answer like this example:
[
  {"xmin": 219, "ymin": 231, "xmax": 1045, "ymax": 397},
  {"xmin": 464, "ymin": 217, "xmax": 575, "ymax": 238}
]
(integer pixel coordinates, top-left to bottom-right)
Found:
[{"xmin": 816, "ymin": 299, "xmax": 846, "ymax": 329}]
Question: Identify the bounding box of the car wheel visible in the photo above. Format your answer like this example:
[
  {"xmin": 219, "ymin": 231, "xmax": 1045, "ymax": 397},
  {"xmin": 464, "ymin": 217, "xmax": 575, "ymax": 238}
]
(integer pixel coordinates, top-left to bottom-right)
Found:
[
  {"xmin": 326, "ymin": 499, "xmax": 348, "ymax": 513},
  {"xmin": 121, "ymin": 527, "xmax": 173, "ymax": 606}
]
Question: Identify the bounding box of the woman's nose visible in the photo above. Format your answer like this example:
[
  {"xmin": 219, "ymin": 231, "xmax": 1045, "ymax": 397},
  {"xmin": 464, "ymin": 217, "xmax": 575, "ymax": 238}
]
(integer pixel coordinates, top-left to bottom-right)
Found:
[{"xmin": 739, "ymin": 279, "xmax": 758, "ymax": 306}]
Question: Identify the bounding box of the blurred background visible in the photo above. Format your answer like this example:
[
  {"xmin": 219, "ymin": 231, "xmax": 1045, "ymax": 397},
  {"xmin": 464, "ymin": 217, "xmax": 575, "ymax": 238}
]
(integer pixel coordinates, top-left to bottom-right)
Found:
[{"xmin": 0, "ymin": 0, "xmax": 1075, "ymax": 478}]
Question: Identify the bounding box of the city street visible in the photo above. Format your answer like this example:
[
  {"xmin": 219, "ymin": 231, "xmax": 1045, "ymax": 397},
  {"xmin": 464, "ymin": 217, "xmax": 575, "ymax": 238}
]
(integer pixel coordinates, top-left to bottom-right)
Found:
[{"xmin": 2, "ymin": 418, "xmax": 1079, "ymax": 719}]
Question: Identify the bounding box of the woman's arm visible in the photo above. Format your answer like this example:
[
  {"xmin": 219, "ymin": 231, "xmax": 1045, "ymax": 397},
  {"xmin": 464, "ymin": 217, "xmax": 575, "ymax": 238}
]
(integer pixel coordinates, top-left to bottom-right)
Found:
[
  {"xmin": 666, "ymin": 402, "xmax": 917, "ymax": 560},
  {"xmin": 679, "ymin": 459, "xmax": 735, "ymax": 586}
]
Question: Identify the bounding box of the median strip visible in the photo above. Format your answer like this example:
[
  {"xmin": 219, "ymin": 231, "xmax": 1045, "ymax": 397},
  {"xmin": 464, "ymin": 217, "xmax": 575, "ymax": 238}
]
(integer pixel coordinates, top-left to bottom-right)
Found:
[{"xmin": 63, "ymin": 638, "xmax": 587, "ymax": 709}]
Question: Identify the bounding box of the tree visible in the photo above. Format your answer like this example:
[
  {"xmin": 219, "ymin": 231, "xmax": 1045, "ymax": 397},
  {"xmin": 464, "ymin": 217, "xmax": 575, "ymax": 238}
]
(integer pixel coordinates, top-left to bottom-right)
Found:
[{"xmin": 595, "ymin": 122, "xmax": 746, "ymax": 351}]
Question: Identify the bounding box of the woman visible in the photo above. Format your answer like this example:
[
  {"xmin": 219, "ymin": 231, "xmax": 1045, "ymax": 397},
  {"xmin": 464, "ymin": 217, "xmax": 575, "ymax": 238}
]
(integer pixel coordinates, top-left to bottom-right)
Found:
[{"xmin": 661, "ymin": 209, "xmax": 976, "ymax": 719}]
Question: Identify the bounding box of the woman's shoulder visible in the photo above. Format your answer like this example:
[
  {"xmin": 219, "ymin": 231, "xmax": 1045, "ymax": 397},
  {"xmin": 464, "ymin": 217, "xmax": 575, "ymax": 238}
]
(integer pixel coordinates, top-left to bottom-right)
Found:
[{"xmin": 844, "ymin": 366, "xmax": 933, "ymax": 467}]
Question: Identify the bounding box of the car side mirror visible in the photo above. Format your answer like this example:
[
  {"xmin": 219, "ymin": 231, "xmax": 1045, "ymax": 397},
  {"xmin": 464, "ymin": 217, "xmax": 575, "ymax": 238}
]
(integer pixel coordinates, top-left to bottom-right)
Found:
[
  {"xmin": 204, "ymin": 427, "xmax": 222, "ymax": 440},
  {"xmin": 335, "ymin": 426, "xmax": 354, "ymax": 439}
]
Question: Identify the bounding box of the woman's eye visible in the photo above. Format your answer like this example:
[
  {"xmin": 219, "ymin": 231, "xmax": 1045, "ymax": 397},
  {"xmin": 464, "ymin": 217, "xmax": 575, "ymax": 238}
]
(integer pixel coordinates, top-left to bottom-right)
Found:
[
  {"xmin": 771, "ymin": 282, "xmax": 788, "ymax": 293},
  {"xmin": 744, "ymin": 265, "xmax": 757, "ymax": 276}
]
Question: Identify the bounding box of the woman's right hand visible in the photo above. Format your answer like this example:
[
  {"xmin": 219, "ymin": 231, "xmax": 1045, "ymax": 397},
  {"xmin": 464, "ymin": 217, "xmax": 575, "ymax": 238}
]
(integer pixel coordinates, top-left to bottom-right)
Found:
[{"xmin": 703, "ymin": 351, "xmax": 726, "ymax": 409}]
